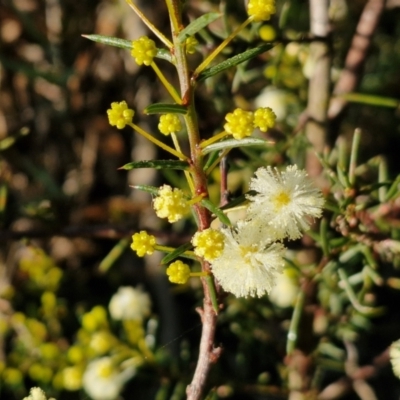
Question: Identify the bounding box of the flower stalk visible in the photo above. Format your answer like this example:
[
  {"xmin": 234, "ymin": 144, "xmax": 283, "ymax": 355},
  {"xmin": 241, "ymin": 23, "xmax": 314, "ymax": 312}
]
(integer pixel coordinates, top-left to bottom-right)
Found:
[{"xmin": 127, "ymin": 122, "xmax": 187, "ymax": 160}]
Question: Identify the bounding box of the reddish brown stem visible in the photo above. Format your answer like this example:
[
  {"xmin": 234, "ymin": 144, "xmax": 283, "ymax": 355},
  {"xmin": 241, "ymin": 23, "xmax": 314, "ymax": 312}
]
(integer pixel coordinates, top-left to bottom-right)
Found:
[
  {"xmin": 166, "ymin": 2, "xmax": 222, "ymax": 399},
  {"xmin": 186, "ymin": 296, "xmax": 221, "ymax": 399}
]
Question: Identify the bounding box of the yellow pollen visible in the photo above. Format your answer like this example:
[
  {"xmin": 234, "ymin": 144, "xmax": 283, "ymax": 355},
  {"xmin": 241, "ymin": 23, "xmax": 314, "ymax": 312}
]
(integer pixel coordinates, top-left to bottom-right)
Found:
[
  {"xmin": 240, "ymin": 245, "xmax": 257, "ymax": 260},
  {"xmin": 273, "ymin": 190, "xmax": 291, "ymax": 210}
]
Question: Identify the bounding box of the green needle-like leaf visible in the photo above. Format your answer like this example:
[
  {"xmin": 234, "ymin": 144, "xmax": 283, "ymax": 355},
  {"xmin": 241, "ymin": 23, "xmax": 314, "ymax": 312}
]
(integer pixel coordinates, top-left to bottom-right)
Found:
[
  {"xmin": 204, "ymin": 274, "xmax": 220, "ymax": 314},
  {"xmin": 82, "ymin": 35, "xmax": 173, "ymax": 62},
  {"xmin": 161, "ymin": 243, "xmax": 196, "ymax": 265},
  {"xmin": 120, "ymin": 160, "xmax": 189, "ymax": 171},
  {"xmin": 196, "ymin": 43, "xmax": 274, "ymax": 82},
  {"xmin": 130, "ymin": 184, "xmax": 159, "ymax": 196},
  {"xmin": 82, "ymin": 34, "xmax": 132, "ymax": 49},
  {"xmin": 203, "ymin": 151, "xmax": 220, "ymax": 171},
  {"xmin": 178, "ymin": 12, "xmax": 221, "ymax": 42},
  {"xmin": 220, "ymin": 191, "xmax": 255, "ymax": 211},
  {"xmin": 201, "ymin": 137, "xmax": 271, "ymax": 155},
  {"xmin": 384, "ymin": 175, "xmax": 400, "ymax": 201},
  {"xmin": 201, "ymin": 199, "xmax": 231, "ymax": 226},
  {"xmin": 338, "ymin": 92, "xmax": 399, "ymax": 108},
  {"xmin": 99, "ymin": 238, "xmax": 130, "ymax": 273},
  {"xmin": 144, "ymin": 103, "xmax": 188, "ymax": 115}
]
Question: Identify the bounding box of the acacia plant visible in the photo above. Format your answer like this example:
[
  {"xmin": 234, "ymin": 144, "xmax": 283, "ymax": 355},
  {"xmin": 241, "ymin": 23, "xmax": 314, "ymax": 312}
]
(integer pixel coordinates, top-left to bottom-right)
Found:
[
  {"xmin": 7, "ymin": 0, "xmax": 400, "ymax": 399},
  {"xmin": 85, "ymin": 1, "xmax": 324, "ymax": 399}
]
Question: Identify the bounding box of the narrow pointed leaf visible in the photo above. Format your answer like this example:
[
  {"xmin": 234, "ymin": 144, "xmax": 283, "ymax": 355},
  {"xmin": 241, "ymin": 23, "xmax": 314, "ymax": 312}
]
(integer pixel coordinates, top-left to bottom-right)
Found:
[
  {"xmin": 385, "ymin": 175, "xmax": 400, "ymax": 201},
  {"xmin": 144, "ymin": 103, "xmax": 188, "ymax": 115},
  {"xmin": 161, "ymin": 243, "xmax": 195, "ymax": 264},
  {"xmin": 178, "ymin": 13, "xmax": 221, "ymax": 42},
  {"xmin": 99, "ymin": 238, "xmax": 130, "ymax": 273},
  {"xmin": 82, "ymin": 34, "xmax": 132, "ymax": 49},
  {"xmin": 120, "ymin": 160, "xmax": 189, "ymax": 171},
  {"xmin": 203, "ymin": 151, "xmax": 220, "ymax": 171},
  {"xmin": 202, "ymin": 137, "xmax": 271, "ymax": 155},
  {"xmin": 220, "ymin": 190, "xmax": 256, "ymax": 210},
  {"xmin": 201, "ymin": 199, "xmax": 231, "ymax": 226},
  {"xmin": 196, "ymin": 43, "xmax": 275, "ymax": 82},
  {"xmin": 204, "ymin": 275, "xmax": 220, "ymax": 314},
  {"xmin": 130, "ymin": 184, "xmax": 159, "ymax": 196},
  {"xmin": 82, "ymin": 34, "xmax": 173, "ymax": 62},
  {"xmin": 338, "ymin": 92, "xmax": 399, "ymax": 108}
]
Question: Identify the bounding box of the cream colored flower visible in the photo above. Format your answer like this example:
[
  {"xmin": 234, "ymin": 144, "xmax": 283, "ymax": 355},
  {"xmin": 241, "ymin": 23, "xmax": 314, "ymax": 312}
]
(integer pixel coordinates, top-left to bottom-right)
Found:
[
  {"xmin": 23, "ymin": 388, "xmax": 56, "ymax": 400},
  {"xmin": 390, "ymin": 339, "xmax": 400, "ymax": 378},
  {"xmin": 246, "ymin": 165, "xmax": 324, "ymax": 240},
  {"xmin": 269, "ymin": 269, "xmax": 298, "ymax": 308},
  {"xmin": 255, "ymin": 87, "xmax": 290, "ymax": 121},
  {"xmin": 109, "ymin": 287, "xmax": 151, "ymax": 321},
  {"xmin": 210, "ymin": 222, "xmax": 285, "ymax": 298},
  {"xmin": 82, "ymin": 357, "xmax": 135, "ymax": 400}
]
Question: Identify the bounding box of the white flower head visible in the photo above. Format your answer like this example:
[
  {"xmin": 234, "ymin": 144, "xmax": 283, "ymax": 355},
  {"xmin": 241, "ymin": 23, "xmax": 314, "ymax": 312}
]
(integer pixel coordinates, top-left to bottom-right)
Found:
[
  {"xmin": 390, "ymin": 339, "xmax": 400, "ymax": 379},
  {"xmin": 255, "ymin": 86, "xmax": 289, "ymax": 121},
  {"xmin": 269, "ymin": 268, "xmax": 299, "ymax": 308},
  {"xmin": 109, "ymin": 286, "xmax": 151, "ymax": 321},
  {"xmin": 247, "ymin": 165, "xmax": 324, "ymax": 240},
  {"xmin": 23, "ymin": 388, "xmax": 55, "ymax": 400},
  {"xmin": 210, "ymin": 222, "xmax": 285, "ymax": 298},
  {"xmin": 83, "ymin": 357, "xmax": 135, "ymax": 400}
]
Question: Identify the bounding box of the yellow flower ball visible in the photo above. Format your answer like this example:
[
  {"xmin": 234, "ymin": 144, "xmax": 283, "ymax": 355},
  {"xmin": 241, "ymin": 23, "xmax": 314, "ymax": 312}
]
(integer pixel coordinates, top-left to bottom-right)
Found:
[
  {"xmin": 131, "ymin": 36, "xmax": 157, "ymax": 66},
  {"xmin": 107, "ymin": 101, "xmax": 135, "ymax": 129},
  {"xmin": 166, "ymin": 260, "xmax": 191, "ymax": 284}
]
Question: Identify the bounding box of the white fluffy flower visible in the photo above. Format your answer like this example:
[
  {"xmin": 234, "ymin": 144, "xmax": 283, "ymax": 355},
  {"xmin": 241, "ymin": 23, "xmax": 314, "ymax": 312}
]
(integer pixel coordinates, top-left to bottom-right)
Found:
[
  {"xmin": 390, "ymin": 339, "xmax": 400, "ymax": 379},
  {"xmin": 247, "ymin": 165, "xmax": 324, "ymax": 240},
  {"xmin": 210, "ymin": 222, "xmax": 285, "ymax": 298},
  {"xmin": 255, "ymin": 86, "xmax": 289, "ymax": 121},
  {"xmin": 109, "ymin": 286, "xmax": 151, "ymax": 321},
  {"xmin": 269, "ymin": 269, "xmax": 299, "ymax": 308},
  {"xmin": 82, "ymin": 357, "xmax": 135, "ymax": 400},
  {"xmin": 23, "ymin": 388, "xmax": 55, "ymax": 400}
]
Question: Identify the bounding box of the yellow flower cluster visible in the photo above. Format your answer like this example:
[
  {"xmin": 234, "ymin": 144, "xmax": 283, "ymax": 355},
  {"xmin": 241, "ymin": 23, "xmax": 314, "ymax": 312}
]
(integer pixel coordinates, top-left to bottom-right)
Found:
[
  {"xmin": 247, "ymin": 0, "xmax": 276, "ymax": 22},
  {"xmin": 153, "ymin": 185, "xmax": 190, "ymax": 223},
  {"xmin": 81, "ymin": 306, "xmax": 108, "ymax": 332},
  {"xmin": 192, "ymin": 228, "xmax": 225, "ymax": 262},
  {"xmin": 224, "ymin": 107, "xmax": 276, "ymax": 139},
  {"xmin": 107, "ymin": 101, "xmax": 134, "ymax": 129},
  {"xmin": 224, "ymin": 108, "xmax": 254, "ymax": 140},
  {"xmin": 253, "ymin": 107, "xmax": 276, "ymax": 132},
  {"xmin": 131, "ymin": 231, "xmax": 156, "ymax": 257},
  {"xmin": 166, "ymin": 260, "xmax": 191, "ymax": 284},
  {"xmin": 158, "ymin": 114, "xmax": 182, "ymax": 135},
  {"xmin": 62, "ymin": 366, "xmax": 83, "ymax": 391},
  {"xmin": 131, "ymin": 36, "xmax": 157, "ymax": 66},
  {"xmin": 19, "ymin": 247, "xmax": 63, "ymax": 291}
]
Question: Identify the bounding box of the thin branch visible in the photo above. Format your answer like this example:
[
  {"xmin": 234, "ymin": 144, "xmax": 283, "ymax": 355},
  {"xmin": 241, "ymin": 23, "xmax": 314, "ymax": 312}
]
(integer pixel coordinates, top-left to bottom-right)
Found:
[
  {"xmin": 305, "ymin": 0, "xmax": 331, "ymax": 179},
  {"xmin": 328, "ymin": 0, "xmax": 386, "ymax": 119},
  {"xmin": 318, "ymin": 345, "xmax": 389, "ymax": 400}
]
